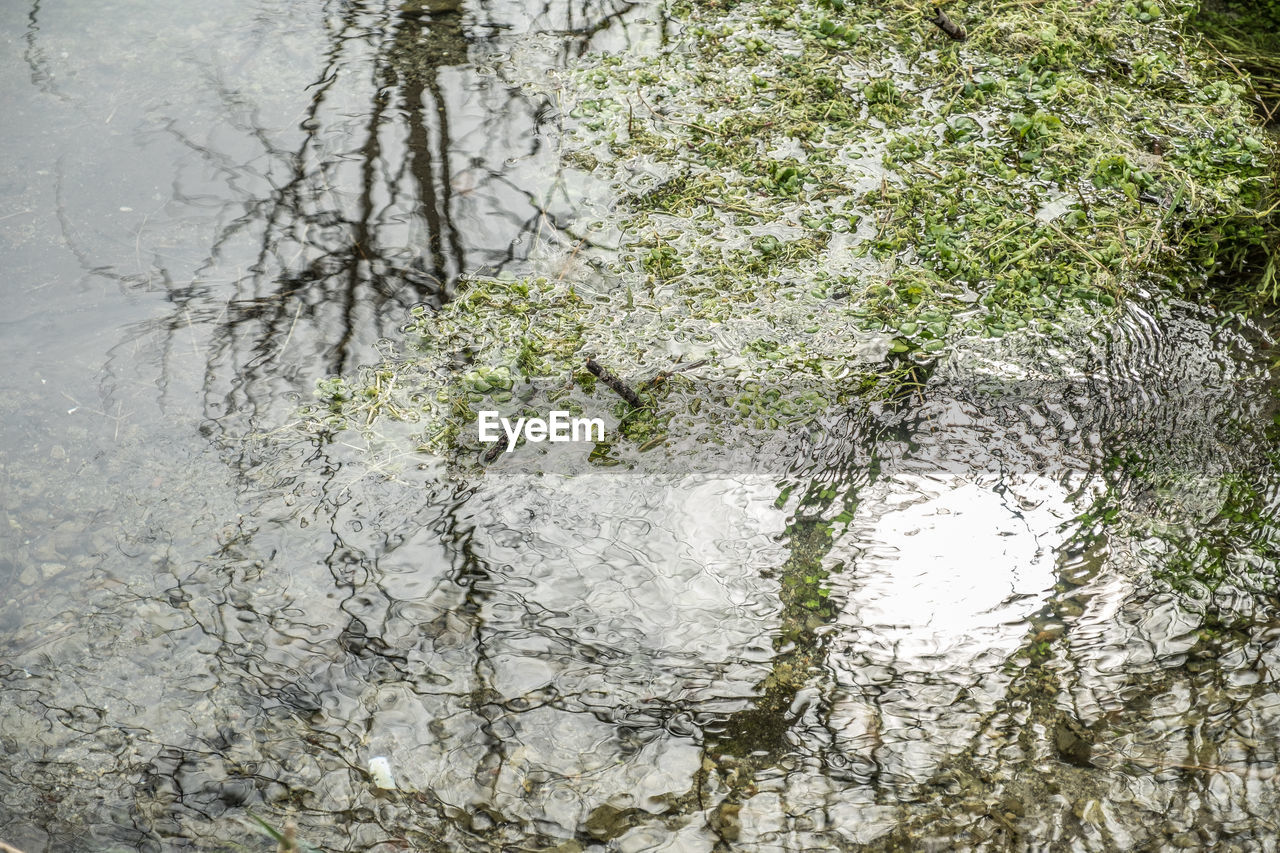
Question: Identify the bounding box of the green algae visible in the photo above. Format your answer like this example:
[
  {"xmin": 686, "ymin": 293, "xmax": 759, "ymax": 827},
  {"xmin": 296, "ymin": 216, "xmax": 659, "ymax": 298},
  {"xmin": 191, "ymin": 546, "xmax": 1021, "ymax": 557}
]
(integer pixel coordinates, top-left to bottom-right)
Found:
[{"xmin": 302, "ymin": 0, "xmax": 1278, "ymax": 460}]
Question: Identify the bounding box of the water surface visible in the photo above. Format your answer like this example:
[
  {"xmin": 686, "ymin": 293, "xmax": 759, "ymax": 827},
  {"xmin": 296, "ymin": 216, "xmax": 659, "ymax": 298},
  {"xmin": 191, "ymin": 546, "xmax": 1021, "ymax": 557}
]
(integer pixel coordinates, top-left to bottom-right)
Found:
[{"xmin": 2, "ymin": 2, "xmax": 1280, "ymax": 851}]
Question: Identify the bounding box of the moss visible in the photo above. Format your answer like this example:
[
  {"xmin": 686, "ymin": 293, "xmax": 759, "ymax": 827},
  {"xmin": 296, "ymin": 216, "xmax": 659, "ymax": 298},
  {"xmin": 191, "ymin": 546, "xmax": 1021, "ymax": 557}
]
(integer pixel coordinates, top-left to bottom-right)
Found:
[{"xmin": 301, "ymin": 0, "xmax": 1278, "ymax": 462}]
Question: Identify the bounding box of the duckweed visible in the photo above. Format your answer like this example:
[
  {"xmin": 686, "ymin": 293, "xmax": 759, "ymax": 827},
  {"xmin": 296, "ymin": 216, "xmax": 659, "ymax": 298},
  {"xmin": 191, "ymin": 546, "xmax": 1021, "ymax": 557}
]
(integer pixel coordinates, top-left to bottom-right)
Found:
[{"xmin": 302, "ymin": 0, "xmax": 1277, "ymax": 463}]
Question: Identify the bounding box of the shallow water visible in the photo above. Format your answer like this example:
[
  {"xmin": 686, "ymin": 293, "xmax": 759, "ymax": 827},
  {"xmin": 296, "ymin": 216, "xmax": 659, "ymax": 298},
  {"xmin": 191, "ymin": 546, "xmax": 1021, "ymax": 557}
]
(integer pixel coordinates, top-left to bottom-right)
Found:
[{"xmin": 3, "ymin": 2, "xmax": 1280, "ymax": 852}]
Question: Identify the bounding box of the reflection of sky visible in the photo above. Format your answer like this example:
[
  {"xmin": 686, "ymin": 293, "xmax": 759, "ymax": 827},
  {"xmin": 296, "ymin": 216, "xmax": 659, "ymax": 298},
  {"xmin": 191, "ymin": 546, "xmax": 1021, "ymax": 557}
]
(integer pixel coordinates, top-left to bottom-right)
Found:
[
  {"xmin": 362, "ymin": 447, "xmax": 1074, "ymax": 812},
  {"xmin": 0, "ymin": 0, "xmax": 654, "ymax": 441},
  {"xmin": 850, "ymin": 475, "xmax": 1062, "ymax": 663},
  {"xmin": 824, "ymin": 406, "xmax": 1082, "ymax": 785},
  {"xmin": 452, "ymin": 471, "xmax": 788, "ymax": 680},
  {"xmin": 362, "ymin": 471, "xmax": 790, "ymax": 824}
]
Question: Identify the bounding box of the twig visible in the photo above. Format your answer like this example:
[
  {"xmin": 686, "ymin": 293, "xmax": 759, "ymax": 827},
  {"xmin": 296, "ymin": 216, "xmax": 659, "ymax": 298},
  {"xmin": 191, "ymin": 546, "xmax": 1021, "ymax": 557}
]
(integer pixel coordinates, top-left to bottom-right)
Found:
[
  {"xmin": 643, "ymin": 358, "xmax": 709, "ymax": 389},
  {"xmin": 929, "ymin": 8, "xmax": 967, "ymax": 41},
  {"xmin": 585, "ymin": 358, "xmax": 644, "ymax": 409},
  {"xmin": 272, "ymin": 300, "xmax": 303, "ymax": 364}
]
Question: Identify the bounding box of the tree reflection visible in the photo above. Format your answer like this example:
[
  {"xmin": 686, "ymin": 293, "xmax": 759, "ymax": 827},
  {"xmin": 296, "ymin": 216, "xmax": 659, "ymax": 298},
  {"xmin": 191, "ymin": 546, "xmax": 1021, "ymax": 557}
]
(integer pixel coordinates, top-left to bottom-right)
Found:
[{"xmin": 108, "ymin": 0, "xmax": 646, "ymax": 437}]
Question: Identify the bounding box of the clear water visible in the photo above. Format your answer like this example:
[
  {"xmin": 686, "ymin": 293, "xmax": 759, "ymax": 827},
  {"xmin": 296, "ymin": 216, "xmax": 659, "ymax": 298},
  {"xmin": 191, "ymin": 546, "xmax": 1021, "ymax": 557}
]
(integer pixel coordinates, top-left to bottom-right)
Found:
[{"xmin": 3, "ymin": 2, "xmax": 1280, "ymax": 852}]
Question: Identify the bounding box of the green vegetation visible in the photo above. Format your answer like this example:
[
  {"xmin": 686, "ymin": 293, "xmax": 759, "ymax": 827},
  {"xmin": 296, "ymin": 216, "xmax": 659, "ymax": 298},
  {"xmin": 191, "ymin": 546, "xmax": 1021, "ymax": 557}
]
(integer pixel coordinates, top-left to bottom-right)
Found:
[
  {"xmin": 1193, "ymin": 0, "xmax": 1280, "ymax": 121},
  {"xmin": 1073, "ymin": 437, "xmax": 1280, "ymax": 599},
  {"xmin": 303, "ymin": 0, "xmax": 1279, "ymax": 461}
]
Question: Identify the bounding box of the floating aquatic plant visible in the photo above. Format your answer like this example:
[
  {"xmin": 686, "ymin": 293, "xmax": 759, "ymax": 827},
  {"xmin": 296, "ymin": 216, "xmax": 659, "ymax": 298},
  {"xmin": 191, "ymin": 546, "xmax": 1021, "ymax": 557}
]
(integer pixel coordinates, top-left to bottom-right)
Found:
[{"xmin": 301, "ymin": 0, "xmax": 1278, "ymax": 463}]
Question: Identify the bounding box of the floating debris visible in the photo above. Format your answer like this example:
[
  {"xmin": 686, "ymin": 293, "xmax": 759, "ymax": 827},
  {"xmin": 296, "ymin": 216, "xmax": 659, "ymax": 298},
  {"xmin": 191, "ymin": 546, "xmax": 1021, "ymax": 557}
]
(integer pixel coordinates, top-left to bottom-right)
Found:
[{"xmin": 367, "ymin": 756, "xmax": 397, "ymax": 790}]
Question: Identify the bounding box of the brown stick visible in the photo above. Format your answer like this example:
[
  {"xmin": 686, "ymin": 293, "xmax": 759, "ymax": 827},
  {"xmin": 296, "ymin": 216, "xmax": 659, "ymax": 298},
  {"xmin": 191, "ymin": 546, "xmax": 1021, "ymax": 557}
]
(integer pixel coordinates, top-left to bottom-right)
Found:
[
  {"xmin": 929, "ymin": 9, "xmax": 966, "ymax": 41},
  {"xmin": 585, "ymin": 358, "xmax": 644, "ymax": 409}
]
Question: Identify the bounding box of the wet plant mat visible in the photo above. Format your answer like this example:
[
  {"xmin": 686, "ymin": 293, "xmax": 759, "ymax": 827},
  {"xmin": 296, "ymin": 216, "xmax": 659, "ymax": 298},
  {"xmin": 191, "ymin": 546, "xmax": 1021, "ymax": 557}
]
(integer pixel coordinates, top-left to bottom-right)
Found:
[
  {"xmin": 1192, "ymin": 0, "xmax": 1280, "ymax": 122},
  {"xmin": 302, "ymin": 0, "xmax": 1275, "ymax": 468}
]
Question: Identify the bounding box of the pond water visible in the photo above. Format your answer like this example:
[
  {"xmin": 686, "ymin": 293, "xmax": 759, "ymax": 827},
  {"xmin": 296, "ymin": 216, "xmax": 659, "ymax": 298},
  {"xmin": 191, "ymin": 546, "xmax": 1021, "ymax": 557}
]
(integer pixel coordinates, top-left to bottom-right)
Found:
[{"xmin": 2, "ymin": 1, "xmax": 1280, "ymax": 852}]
